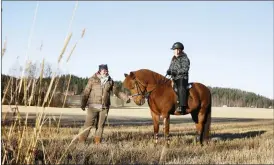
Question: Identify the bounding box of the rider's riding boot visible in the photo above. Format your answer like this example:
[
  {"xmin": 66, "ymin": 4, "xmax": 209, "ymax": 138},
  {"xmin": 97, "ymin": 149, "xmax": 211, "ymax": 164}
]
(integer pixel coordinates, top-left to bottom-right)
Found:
[{"xmin": 175, "ymin": 78, "xmax": 188, "ymax": 115}]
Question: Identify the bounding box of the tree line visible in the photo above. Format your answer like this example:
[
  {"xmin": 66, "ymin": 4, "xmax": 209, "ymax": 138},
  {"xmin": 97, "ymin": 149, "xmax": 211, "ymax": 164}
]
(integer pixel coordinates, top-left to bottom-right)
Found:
[{"xmin": 1, "ymin": 73, "xmax": 273, "ymax": 108}]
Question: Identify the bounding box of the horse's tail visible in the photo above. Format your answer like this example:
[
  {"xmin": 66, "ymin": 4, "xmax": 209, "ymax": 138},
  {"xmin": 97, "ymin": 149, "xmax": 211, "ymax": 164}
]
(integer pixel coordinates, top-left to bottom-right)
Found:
[{"xmin": 203, "ymin": 92, "xmax": 212, "ymax": 142}]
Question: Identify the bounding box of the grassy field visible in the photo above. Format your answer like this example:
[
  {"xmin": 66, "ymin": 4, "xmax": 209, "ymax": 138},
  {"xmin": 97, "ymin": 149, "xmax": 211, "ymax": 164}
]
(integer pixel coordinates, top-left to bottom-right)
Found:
[{"xmin": 1, "ymin": 105, "xmax": 273, "ymax": 164}]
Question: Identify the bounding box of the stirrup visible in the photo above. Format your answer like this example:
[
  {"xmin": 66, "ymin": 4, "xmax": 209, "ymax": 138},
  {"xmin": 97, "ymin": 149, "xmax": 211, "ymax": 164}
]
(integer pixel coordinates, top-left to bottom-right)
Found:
[
  {"xmin": 176, "ymin": 107, "xmax": 181, "ymax": 112},
  {"xmin": 176, "ymin": 106, "xmax": 187, "ymax": 115}
]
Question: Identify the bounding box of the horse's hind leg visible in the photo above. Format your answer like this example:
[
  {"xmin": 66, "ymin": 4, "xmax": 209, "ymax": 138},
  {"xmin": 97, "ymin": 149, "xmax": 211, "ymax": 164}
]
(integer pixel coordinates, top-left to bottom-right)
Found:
[
  {"xmin": 203, "ymin": 110, "xmax": 211, "ymax": 143},
  {"xmin": 151, "ymin": 111, "xmax": 160, "ymax": 144},
  {"xmin": 191, "ymin": 108, "xmax": 208, "ymax": 146}
]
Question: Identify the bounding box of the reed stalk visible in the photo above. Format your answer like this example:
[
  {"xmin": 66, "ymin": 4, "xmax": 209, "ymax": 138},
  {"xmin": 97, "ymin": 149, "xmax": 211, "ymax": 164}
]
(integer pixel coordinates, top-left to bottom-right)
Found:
[
  {"xmin": 2, "ymin": 77, "xmax": 12, "ymax": 104},
  {"xmin": 15, "ymin": 113, "xmax": 29, "ymax": 163},
  {"xmin": 25, "ymin": 109, "xmax": 47, "ymax": 164},
  {"xmin": 2, "ymin": 2, "xmax": 81, "ymax": 164},
  {"xmin": 2, "ymin": 37, "xmax": 7, "ymax": 57},
  {"xmin": 28, "ymin": 79, "xmax": 37, "ymax": 106},
  {"xmin": 62, "ymin": 74, "xmax": 72, "ymax": 108},
  {"xmin": 42, "ymin": 72, "xmax": 56, "ymax": 107},
  {"xmin": 58, "ymin": 33, "xmax": 73, "ymax": 64},
  {"xmin": 9, "ymin": 76, "xmax": 14, "ymax": 104},
  {"xmin": 37, "ymin": 58, "xmax": 45, "ymax": 106},
  {"xmin": 65, "ymin": 28, "xmax": 86, "ymax": 63},
  {"xmin": 40, "ymin": 139, "xmax": 47, "ymax": 164},
  {"xmin": 56, "ymin": 126, "xmax": 92, "ymax": 164},
  {"xmin": 18, "ymin": 2, "xmax": 39, "ymax": 95},
  {"xmin": 42, "ymin": 31, "xmax": 73, "ymax": 108},
  {"xmin": 62, "ymin": 28, "xmax": 86, "ymax": 108},
  {"xmin": 45, "ymin": 1, "xmax": 79, "ymax": 108},
  {"xmin": 23, "ymin": 61, "xmax": 31, "ymax": 106},
  {"xmin": 23, "ymin": 75, "xmax": 27, "ymax": 106},
  {"xmin": 47, "ymin": 76, "xmax": 60, "ymax": 107},
  {"xmin": 56, "ymin": 112, "xmax": 63, "ymax": 133}
]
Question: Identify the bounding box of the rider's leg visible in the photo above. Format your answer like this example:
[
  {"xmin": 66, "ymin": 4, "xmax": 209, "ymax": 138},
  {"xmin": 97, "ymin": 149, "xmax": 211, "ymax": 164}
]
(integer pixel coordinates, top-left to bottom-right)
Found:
[{"xmin": 175, "ymin": 78, "xmax": 188, "ymax": 114}]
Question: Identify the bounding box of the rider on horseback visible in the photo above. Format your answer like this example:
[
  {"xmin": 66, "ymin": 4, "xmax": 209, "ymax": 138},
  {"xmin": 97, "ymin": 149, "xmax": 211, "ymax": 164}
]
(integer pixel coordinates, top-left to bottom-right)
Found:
[{"xmin": 166, "ymin": 42, "xmax": 190, "ymax": 115}]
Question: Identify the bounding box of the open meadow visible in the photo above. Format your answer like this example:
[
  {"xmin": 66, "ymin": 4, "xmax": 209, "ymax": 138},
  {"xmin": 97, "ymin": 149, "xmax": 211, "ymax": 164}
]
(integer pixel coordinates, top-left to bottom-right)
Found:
[{"xmin": 1, "ymin": 105, "xmax": 273, "ymax": 164}]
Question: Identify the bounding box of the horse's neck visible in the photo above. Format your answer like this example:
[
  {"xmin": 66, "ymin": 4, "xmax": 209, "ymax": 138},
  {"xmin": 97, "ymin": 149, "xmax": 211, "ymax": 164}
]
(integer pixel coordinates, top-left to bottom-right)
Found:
[
  {"xmin": 146, "ymin": 78, "xmax": 171, "ymax": 92},
  {"xmin": 136, "ymin": 70, "xmax": 171, "ymax": 91}
]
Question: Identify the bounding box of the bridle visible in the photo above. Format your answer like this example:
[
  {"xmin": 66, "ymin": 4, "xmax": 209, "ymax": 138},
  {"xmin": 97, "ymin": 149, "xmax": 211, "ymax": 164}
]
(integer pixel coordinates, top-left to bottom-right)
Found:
[
  {"xmin": 131, "ymin": 78, "xmax": 149, "ymax": 99},
  {"xmin": 130, "ymin": 74, "xmax": 171, "ymax": 99}
]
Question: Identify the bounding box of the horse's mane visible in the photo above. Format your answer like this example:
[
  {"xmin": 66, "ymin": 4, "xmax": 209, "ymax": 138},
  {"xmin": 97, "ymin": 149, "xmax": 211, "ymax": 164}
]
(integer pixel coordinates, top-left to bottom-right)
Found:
[{"xmin": 134, "ymin": 69, "xmax": 172, "ymax": 87}]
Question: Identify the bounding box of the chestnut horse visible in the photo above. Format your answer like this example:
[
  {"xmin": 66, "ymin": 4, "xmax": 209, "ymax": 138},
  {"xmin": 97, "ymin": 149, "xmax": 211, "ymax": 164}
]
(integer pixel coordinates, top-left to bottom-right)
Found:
[{"xmin": 123, "ymin": 69, "xmax": 212, "ymax": 145}]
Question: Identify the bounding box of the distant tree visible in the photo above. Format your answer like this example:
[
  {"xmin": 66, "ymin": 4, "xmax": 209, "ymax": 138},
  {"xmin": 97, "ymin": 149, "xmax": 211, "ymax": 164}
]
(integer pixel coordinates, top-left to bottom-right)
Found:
[
  {"xmin": 44, "ymin": 63, "xmax": 52, "ymax": 78},
  {"xmin": 2, "ymin": 72, "xmax": 273, "ymax": 108}
]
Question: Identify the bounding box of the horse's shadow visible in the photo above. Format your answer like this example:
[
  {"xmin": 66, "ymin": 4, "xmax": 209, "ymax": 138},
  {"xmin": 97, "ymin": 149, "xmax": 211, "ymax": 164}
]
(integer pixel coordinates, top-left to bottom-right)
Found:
[
  {"xmin": 210, "ymin": 130, "xmax": 267, "ymax": 141},
  {"xmin": 104, "ymin": 130, "xmax": 267, "ymax": 145},
  {"xmin": 174, "ymin": 130, "xmax": 267, "ymax": 142}
]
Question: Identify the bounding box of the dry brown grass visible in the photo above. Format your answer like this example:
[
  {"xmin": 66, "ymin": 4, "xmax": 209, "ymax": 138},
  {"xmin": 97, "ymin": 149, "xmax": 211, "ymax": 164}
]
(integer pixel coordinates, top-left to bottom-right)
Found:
[{"xmin": 1, "ymin": 107, "xmax": 273, "ymax": 164}]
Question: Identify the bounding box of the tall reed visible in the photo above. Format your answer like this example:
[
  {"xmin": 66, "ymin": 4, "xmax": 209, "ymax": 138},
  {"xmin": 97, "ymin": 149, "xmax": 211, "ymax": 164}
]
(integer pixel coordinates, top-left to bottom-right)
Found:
[
  {"xmin": 18, "ymin": 2, "xmax": 39, "ymax": 95},
  {"xmin": 62, "ymin": 28, "xmax": 86, "ymax": 108},
  {"xmin": 2, "ymin": 37, "xmax": 7, "ymax": 57},
  {"xmin": 2, "ymin": 1, "xmax": 81, "ymax": 164},
  {"xmin": 46, "ymin": 1, "xmax": 79, "ymax": 107},
  {"xmin": 2, "ymin": 77, "xmax": 12, "ymax": 104},
  {"xmin": 37, "ymin": 58, "xmax": 45, "ymax": 106}
]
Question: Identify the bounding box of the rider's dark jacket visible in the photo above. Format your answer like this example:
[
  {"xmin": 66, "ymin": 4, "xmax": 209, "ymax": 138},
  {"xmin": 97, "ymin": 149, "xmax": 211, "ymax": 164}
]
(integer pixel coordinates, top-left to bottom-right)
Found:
[{"xmin": 168, "ymin": 52, "xmax": 190, "ymax": 80}]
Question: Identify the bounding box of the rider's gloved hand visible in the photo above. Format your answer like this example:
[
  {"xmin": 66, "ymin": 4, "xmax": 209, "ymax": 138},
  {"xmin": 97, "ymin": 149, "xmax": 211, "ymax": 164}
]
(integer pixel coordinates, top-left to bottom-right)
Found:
[
  {"xmin": 171, "ymin": 70, "xmax": 178, "ymax": 76},
  {"xmin": 166, "ymin": 70, "xmax": 172, "ymax": 75}
]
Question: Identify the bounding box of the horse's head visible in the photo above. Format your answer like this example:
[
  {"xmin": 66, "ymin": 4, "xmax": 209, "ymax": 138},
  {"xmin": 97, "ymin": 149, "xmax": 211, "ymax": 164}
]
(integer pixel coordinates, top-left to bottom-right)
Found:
[{"xmin": 123, "ymin": 72, "xmax": 147, "ymax": 106}]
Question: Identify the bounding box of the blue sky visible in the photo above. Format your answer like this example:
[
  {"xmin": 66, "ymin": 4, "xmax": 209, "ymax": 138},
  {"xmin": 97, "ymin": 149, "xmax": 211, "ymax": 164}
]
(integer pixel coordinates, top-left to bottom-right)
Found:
[{"xmin": 1, "ymin": 1, "xmax": 273, "ymax": 99}]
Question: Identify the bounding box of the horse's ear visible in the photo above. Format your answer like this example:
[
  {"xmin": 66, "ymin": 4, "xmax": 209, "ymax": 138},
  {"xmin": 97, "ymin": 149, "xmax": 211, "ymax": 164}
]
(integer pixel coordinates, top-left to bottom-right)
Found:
[
  {"xmin": 129, "ymin": 72, "xmax": 135, "ymax": 79},
  {"xmin": 124, "ymin": 73, "xmax": 128, "ymax": 77}
]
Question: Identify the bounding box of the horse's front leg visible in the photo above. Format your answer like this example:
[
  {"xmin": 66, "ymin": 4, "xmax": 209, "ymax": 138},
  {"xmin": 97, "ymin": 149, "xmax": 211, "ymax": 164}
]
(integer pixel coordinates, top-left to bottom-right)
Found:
[
  {"xmin": 163, "ymin": 115, "xmax": 170, "ymax": 145},
  {"xmin": 151, "ymin": 111, "xmax": 160, "ymax": 144}
]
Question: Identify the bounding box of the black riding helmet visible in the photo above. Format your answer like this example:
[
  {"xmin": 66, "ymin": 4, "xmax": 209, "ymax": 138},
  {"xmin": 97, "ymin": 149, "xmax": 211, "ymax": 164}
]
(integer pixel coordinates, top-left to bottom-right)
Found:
[{"xmin": 171, "ymin": 42, "xmax": 184, "ymax": 50}]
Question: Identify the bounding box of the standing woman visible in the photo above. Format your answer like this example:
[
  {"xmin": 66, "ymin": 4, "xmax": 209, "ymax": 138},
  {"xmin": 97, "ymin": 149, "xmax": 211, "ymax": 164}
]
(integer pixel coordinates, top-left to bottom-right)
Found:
[{"xmin": 79, "ymin": 64, "xmax": 131, "ymax": 144}]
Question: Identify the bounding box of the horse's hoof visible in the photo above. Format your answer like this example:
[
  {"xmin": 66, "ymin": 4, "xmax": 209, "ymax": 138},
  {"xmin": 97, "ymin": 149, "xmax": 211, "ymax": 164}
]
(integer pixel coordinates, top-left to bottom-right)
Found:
[
  {"xmin": 194, "ymin": 136, "xmax": 201, "ymax": 145},
  {"xmin": 196, "ymin": 136, "xmax": 199, "ymax": 142},
  {"xmin": 153, "ymin": 139, "xmax": 158, "ymax": 146},
  {"xmin": 194, "ymin": 138, "xmax": 204, "ymax": 146}
]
